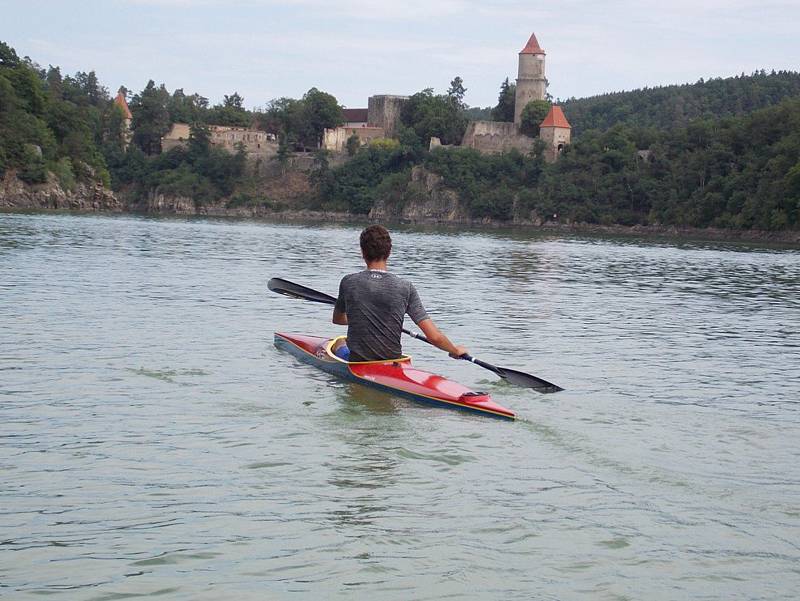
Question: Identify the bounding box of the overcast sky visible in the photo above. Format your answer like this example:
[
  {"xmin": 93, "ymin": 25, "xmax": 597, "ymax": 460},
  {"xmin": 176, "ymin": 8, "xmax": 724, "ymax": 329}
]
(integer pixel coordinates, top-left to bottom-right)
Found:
[{"xmin": 4, "ymin": 0, "xmax": 799, "ymax": 109}]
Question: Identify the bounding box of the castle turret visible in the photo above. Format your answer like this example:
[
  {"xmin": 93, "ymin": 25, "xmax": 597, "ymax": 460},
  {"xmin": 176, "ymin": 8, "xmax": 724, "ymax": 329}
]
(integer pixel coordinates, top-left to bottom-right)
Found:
[
  {"xmin": 113, "ymin": 88, "xmax": 133, "ymax": 149},
  {"xmin": 514, "ymin": 32, "xmax": 547, "ymax": 126},
  {"xmin": 539, "ymin": 105, "xmax": 571, "ymax": 162}
]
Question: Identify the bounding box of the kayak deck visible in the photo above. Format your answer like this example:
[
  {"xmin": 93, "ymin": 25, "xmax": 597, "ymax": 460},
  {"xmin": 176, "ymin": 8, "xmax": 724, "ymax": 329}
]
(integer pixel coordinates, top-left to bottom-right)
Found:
[{"xmin": 274, "ymin": 332, "xmax": 515, "ymax": 420}]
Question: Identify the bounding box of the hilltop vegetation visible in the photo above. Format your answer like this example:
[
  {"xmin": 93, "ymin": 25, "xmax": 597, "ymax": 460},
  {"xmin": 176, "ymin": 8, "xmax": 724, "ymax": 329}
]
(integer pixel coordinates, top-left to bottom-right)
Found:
[
  {"xmin": 1, "ymin": 39, "xmax": 799, "ymax": 233},
  {"xmin": 560, "ymin": 71, "xmax": 800, "ymax": 135}
]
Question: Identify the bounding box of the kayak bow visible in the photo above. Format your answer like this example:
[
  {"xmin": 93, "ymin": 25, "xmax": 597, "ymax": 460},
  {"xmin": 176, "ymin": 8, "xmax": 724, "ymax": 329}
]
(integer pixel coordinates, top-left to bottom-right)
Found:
[{"xmin": 275, "ymin": 332, "xmax": 515, "ymax": 420}]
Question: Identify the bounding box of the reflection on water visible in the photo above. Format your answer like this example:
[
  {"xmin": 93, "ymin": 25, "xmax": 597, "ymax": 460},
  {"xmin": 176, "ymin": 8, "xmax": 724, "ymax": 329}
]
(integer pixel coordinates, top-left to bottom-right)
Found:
[{"xmin": 1, "ymin": 212, "xmax": 799, "ymax": 600}]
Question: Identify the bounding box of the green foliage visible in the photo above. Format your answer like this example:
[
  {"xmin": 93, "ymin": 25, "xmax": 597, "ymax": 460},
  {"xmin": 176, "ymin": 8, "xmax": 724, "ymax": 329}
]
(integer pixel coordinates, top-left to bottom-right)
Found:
[
  {"xmin": 561, "ymin": 70, "xmax": 800, "ymax": 135},
  {"xmin": 18, "ymin": 145, "xmax": 47, "ymax": 183},
  {"xmin": 401, "ymin": 86, "xmax": 468, "ymax": 146},
  {"xmin": 207, "ymin": 91, "xmax": 251, "ymax": 127},
  {"xmin": 491, "ymin": 78, "xmax": 516, "ymax": 122},
  {"xmin": 345, "ymin": 134, "xmax": 360, "ymax": 156},
  {"xmin": 257, "ymin": 89, "xmax": 343, "ymax": 150},
  {"xmin": 49, "ymin": 157, "xmax": 76, "ymax": 191},
  {"xmin": 302, "ymin": 88, "xmax": 344, "ymax": 148},
  {"xmin": 319, "ymin": 143, "xmax": 415, "ymax": 214},
  {"xmin": 0, "ymin": 41, "xmax": 109, "ymax": 186},
  {"xmin": 520, "ymin": 100, "xmax": 551, "ymax": 136},
  {"xmin": 424, "ymin": 147, "xmax": 530, "ymax": 220},
  {"xmin": 447, "ymin": 76, "xmax": 467, "ymax": 107},
  {"xmin": 462, "ymin": 106, "xmax": 492, "ymax": 120},
  {"xmin": 167, "ymin": 88, "xmax": 209, "ymax": 123},
  {"xmin": 131, "ymin": 80, "xmax": 171, "ymax": 155}
]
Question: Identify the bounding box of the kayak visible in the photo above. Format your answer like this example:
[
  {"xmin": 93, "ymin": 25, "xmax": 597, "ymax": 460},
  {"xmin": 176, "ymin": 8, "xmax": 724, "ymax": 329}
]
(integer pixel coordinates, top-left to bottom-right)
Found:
[{"xmin": 274, "ymin": 332, "xmax": 515, "ymax": 420}]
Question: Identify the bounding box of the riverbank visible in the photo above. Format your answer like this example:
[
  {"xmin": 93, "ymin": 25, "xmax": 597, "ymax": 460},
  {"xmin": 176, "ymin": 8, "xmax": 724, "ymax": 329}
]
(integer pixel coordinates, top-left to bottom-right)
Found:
[
  {"xmin": 5, "ymin": 204, "xmax": 799, "ymax": 246},
  {"xmin": 2, "ymin": 171, "xmax": 799, "ymax": 245}
]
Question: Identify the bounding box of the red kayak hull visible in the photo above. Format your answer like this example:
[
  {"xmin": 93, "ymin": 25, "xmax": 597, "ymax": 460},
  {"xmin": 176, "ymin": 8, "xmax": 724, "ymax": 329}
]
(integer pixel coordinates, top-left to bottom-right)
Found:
[{"xmin": 274, "ymin": 332, "xmax": 515, "ymax": 420}]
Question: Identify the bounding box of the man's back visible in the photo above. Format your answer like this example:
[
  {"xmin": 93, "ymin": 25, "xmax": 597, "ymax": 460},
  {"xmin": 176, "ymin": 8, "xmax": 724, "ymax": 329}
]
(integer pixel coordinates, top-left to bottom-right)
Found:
[{"xmin": 335, "ymin": 270, "xmax": 428, "ymax": 361}]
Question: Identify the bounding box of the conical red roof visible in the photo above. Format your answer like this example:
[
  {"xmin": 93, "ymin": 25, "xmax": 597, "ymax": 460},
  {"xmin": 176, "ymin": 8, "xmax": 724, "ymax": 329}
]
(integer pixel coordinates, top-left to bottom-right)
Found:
[
  {"xmin": 540, "ymin": 105, "xmax": 571, "ymax": 129},
  {"xmin": 520, "ymin": 32, "xmax": 545, "ymax": 55},
  {"xmin": 114, "ymin": 91, "xmax": 132, "ymax": 119}
]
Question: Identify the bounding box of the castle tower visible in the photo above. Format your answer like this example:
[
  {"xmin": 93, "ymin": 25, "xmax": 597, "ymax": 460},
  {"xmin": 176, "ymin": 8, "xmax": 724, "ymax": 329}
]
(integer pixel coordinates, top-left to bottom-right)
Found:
[
  {"xmin": 539, "ymin": 105, "xmax": 571, "ymax": 162},
  {"xmin": 113, "ymin": 88, "xmax": 133, "ymax": 149},
  {"xmin": 514, "ymin": 32, "xmax": 547, "ymax": 126}
]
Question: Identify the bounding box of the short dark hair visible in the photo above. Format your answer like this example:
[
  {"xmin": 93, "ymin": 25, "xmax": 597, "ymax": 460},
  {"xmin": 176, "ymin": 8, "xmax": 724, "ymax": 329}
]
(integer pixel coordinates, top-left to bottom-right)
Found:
[{"xmin": 360, "ymin": 225, "xmax": 392, "ymax": 262}]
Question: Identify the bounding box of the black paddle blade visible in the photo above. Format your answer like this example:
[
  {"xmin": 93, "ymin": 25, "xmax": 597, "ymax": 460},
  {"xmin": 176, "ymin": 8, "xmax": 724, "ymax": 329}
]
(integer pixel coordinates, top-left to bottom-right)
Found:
[
  {"xmin": 268, "ymin": 277, "xmax": 336, "ymax": 305},
  {"xmin": 495, "ymin": 366, "xmax": 564, "ymax": 393},
  {"xmin": 467, "ymin": 355, "xmax": 563, "ymax": 393}
]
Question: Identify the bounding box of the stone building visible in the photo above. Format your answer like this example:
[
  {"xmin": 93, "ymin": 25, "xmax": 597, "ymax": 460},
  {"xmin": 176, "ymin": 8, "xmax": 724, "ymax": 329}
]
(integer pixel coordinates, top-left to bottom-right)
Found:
[
  {"xmin": 342, "ymin": 108, "xmax": 369, "ymax": 127},
  {"xmin": 323, "ymin": 96, "xmax": 408, "ymax": 153},
  {"xmin": 322, "ymin": 125, "xmax": 385, "ymax": 152},
  {"xmin": 368, "ymin": 95, "xmax": 408, "ymax": 137},
  {"xmin": 162, "ymin": 123, "xmax": 277, "ymax": 158},
  {"xmin": 460, "ymin": 32, "xmax": 571, "ymax": 162},
  {"xmin": 539, "ymin": 105, "xmax": 571, "ymax": 162}
]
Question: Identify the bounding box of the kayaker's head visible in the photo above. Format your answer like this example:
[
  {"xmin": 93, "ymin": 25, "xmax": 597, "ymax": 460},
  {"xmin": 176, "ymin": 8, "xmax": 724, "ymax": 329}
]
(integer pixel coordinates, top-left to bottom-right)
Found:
[{"xmin": 360, "ymin": 224, "xmax": 391, "ymax": 267}]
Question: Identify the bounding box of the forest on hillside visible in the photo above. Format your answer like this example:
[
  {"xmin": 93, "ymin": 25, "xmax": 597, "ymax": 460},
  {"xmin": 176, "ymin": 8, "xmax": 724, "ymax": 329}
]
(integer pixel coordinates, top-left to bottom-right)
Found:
[
  {"xmin": 559, "ymin": 71, "xmax": 800, "ymax": 135},
  {"xmin": 1, "ymin": 39, "xmax": 799, "ymax": 232}
]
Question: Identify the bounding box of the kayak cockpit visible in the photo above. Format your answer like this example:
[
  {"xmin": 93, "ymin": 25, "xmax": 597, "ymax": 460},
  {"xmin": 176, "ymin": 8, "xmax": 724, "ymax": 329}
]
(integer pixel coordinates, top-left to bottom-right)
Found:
[{"xmin": 325, "ymin": 335, "xmax": 411, "ymax": 365}]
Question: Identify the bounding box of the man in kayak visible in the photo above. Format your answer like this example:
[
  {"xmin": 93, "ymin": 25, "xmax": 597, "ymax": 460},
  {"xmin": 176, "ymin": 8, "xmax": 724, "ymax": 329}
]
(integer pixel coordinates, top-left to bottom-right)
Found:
[{"xmin": 332, "ymin": 225, "xmax": 467, "ymax": 362}]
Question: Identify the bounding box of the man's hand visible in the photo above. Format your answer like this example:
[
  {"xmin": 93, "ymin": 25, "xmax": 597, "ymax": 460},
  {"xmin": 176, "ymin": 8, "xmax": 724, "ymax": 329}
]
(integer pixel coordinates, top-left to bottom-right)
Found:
[{"xmin": 449, "ymin": 345, "xmax": 468, "ymax": 359}]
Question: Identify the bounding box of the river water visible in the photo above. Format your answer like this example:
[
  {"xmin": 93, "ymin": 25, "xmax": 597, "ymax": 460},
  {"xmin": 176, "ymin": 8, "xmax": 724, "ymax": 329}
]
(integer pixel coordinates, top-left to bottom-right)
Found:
[{"xmin": 1, "ymin": 212, "xmax": 799, "ymax": 600}]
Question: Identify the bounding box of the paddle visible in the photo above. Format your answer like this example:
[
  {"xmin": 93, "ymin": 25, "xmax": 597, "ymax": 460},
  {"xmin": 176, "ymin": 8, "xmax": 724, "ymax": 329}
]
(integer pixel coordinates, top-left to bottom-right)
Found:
[{"xmin": 268, "ymin": 277, "xmax": 563, "ymax": 393}]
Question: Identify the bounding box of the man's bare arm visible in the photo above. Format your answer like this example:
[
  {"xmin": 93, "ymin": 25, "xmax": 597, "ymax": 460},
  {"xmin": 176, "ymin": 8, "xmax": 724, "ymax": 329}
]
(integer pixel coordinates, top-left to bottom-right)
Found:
[
  {"xmin": 417, "ymin": 319, "xmax": 467, "ymax": 358},
  {"xmin": 333, "ymin": 309, "xmax": 348, "ymax": 325}
]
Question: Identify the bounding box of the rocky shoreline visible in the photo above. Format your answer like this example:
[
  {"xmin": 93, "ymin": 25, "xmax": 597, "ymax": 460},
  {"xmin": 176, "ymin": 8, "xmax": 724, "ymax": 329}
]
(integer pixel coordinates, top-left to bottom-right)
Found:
[{"xmin": 2, "ymin": 172, "xmax": 798, "ymax": 245}]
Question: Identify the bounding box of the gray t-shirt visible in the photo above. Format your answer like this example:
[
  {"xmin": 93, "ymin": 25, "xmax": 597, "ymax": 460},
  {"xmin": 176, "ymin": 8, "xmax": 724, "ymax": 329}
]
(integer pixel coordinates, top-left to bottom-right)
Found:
[{"xmin": 335, "ymin": 270, "xmax": 429, "ymax": 361}]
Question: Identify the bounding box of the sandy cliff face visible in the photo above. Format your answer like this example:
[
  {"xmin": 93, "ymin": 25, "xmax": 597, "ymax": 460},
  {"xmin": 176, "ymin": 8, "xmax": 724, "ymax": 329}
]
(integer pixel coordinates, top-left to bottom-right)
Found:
[{"xmin": 0, "ymin": 172, "xmax": 123, "ymax": 211}]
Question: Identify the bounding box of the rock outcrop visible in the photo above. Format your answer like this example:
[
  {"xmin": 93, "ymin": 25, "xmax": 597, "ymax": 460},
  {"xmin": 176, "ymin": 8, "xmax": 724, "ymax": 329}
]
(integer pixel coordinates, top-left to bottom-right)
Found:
[
  {"xmin": 370, "ymin": 166, "xmax": 471, "ymax": 223},
  {"xmin": 0, "ymin": 172, "xmax": 123, "ymax": 211}
]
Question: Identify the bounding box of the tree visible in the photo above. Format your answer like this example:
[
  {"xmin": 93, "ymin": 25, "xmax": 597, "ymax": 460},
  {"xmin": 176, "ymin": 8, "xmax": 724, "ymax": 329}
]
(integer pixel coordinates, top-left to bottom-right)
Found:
[
  {"xmin": 168, "ymin": 88, "xmax": 209, "ymax": 123},
  {"xmin": 447, "ymin": 76, "xmax": 467, "ymax": 108},
  {"xmin": 302, "ymin": 87, "xmax": 344, "ymax": 149},
  {"xmin": 0, "ymin": 41, "xmax": 20, "ymax": 68},
  {"xmin": 401, "ymin": 87, "xmax": 467, "ymax": 146},
  {"xmin": 346, "ymin": 134, "xmax": 360, "ymax": 156},
  {"xmin": 223, "ymin": 92, "xmax": 244, "ymax": 110},
  {"xmin": 130, "ymin": 80, "xmax": 171, "ymax": 155},
  {"xmin": 520, "ymin": 100, "xmax": 551, "ymax": 136},
  {"xmin": 274, "ymin": 133, "xmax": 294, "ymax": 174},
  {"xmin": 44, "ymin": 66, "xmax": 63, "ymax": 99},
  {"xmin": 491, "ymin": 78, "xmax": 515, "ymax": 122},
  {"xmin": 208, "ymin": 91, "xmax": 250, "ymax": 127},
  {"xmin": 188, "ymin": 122, "xmax": 211, "ymax": 158}
]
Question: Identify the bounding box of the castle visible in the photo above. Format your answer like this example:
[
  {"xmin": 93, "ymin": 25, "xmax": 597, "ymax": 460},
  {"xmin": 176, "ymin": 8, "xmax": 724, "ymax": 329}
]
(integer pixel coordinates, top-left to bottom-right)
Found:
[
  {"xmin": 326, "ymin": 33, "xmax": 571, "ymax": 161},
  {"xmin": 461, "ymin": 32, "xmax": 571, "ymax": 162},
  {"xmin": 133, "ymin": 32, "xmax": 571, "ymax": 162}
]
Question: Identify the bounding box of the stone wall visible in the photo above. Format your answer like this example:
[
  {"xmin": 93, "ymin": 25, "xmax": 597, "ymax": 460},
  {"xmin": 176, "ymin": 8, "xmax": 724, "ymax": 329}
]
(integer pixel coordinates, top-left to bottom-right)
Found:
[
  {"xmin": 322, "ymin": 126, "xmax": 385, "ymax": 152},
  {"xmin": 162, "ymin": 123, "xmax": 278, "ymax": 159},
  {"xmin": 461, "ymin": 121, "xmax": 536, "ymax": 154},
  {"xmin": 368, "ymin": 95, "xmax": 408, "ymax": 137}
]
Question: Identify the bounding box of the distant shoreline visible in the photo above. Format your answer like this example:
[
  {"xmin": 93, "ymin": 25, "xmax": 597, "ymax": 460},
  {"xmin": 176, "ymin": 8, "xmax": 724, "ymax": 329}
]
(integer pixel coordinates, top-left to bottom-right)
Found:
[{"xmin": 3, "ymin": 206, "xmax": 799, "ymax": 246}]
